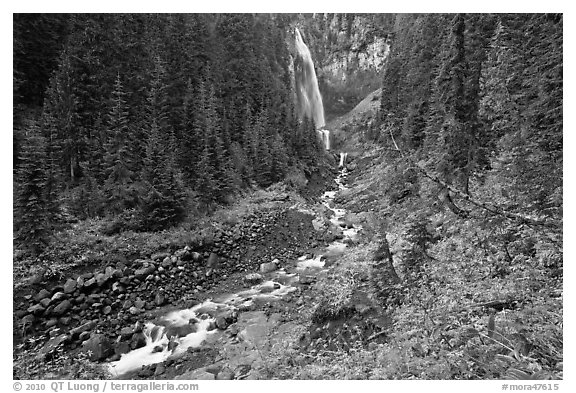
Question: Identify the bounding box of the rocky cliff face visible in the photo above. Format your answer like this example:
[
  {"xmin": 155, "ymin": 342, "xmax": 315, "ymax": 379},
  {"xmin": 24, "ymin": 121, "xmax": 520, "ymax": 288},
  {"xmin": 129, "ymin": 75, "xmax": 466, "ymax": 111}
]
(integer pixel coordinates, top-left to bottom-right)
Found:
[{"xmin": 295, "ymin": 14, "xmax": 393, "ymax": 122}]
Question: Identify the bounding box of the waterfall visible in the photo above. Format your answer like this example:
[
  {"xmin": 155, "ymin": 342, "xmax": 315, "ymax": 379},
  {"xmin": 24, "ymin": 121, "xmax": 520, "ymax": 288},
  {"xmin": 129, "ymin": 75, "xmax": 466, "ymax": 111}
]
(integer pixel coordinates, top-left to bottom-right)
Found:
[
  {"xmin": 294, "ymin": 28, "xmax": 333, "ymax": 151},
  {"xmin": 294, "ymin": 28, "xmax": 325, "ymax": 129},
  {"xmin": 319, "ymin": 130, "xmax": 330, "ymax": 150},
  {"xmin": 339, "ymin": 152, "xmax": 348, "ymax": 167}
]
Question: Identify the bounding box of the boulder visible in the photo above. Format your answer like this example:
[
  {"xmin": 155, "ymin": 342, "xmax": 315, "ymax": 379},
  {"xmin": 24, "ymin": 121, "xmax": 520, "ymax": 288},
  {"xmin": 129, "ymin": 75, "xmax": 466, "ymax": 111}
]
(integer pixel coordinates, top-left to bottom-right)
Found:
[
  {"xmin": 154, "ymin": 364, "xmax": 166, "ymax": 376},
  {"xmin": 129, "ymin": 307, "xmax": 141, "ymax": 315},
  {"xmin": 134, "ymin": 298, "xmax": 146, "ymax": 309},
  {"xmin": 154, "ymin": 293, "xmax": 166, "ymax": 306},
  {"xmin": 84, "ymin": 278, "xmax": 96, "ymax": 288},
  {"xmin": 51, "ymin": 292, "xmax": 67, "ymax": 303},
  {"xmin": 112, "ymin": 282, "xmax": 125, "ymax": 294},
  {"xmin": 28, "ymin": 303, "xmax": 45, "ymax": 315},
  {"xmin": 165, "ymin": 323, "xmax": 197, "ymax": 339},
  {"xmin": 82, "ymin": 334, "xmax": 113, "ymax": 361},
  {"xmin": 215, "ymin": 316, "xmax": 229, "ymax": 330},
  {"xmin": 161, "ymin": 257, "xmax": 173, "ymax": 268},
  {"xmin": 130, "ymin": 332, "xmax": 147, "ymax": 350},
  {"xmin": 40, "ymin": 298, "xmax": 51, "ymax": 308},
  {"xmin": 35, "ymin": 289, "xmax": 51, "ymax": 301},
  {"xmin": 215, "ymin": 309, "xmax": 237, "ymax": 330},
  {"xmin": 174, "ymin": 248, "xmax": 192, "ymax": 261},
  {"xmin": 70, "ymin": 320, "xmax": 97, "ymax": 339},
  {"xmin": 207, "ymin": 253, "xmax": 219, "ymax": 269},
  {"xmin": 95, "ymin": 273, "xmax": 108, "ymax": 286},
  {"xmin": 244, "ymin": 273, "xmax": 263, "ymax": 285},
  {"xmin": 114, "ymin": 341, "xmax": 131, "ymax": 356},
  {"xmin": 36, "ymin": 334, "xmax": 69, "ymax": 360},
  {"xmin": 63, "ymin": 279, "xmax": 77, "ymax": 294},
  {"xmin": 259, "ymin": 261, "xmax": 277, "ymax": 274},
  {"xmin": 216, "ymin": 368, "xmax": 235, "ymax": 380},
  {"xmin": 53, "ymin": 300, "xmax": 72, "ymax": 316},
  {"xmin": 119, "ymin": 326, "xmax": 135, "ymax": 340},
  {"xmin": 151, "ymin": 252, "xmax": 170, "ymax": 261},
  {"xmin": 79, "ymin": 331, "xmax": 91, "ymax": 341},
  {"xmin": 45, "ymin": 318, "xmax": 58, "ymax": 328},
  {"xmin": 134, "ymin": 266, "xmax": 155, "ymax": 280},
  {"xmin": 167, "ymin": 338, "xmax": 179, "ymax": 352}
]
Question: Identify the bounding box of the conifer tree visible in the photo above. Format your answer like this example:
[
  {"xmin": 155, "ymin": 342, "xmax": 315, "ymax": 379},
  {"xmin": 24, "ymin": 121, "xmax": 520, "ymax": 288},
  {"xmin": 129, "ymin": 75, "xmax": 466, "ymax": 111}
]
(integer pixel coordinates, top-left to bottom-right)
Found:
[
  {"xmin": 103, "ymin": 74, "xmax": 136, "ymax": 213},
  {"xmin": 14, "ymin": 122, "xmax": 51, "ymax": 253}
]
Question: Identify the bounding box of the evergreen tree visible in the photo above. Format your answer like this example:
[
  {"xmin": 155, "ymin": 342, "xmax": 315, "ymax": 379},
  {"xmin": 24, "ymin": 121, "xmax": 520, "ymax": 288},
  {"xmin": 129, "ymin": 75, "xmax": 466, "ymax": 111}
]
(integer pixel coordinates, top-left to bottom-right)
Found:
[
  {"xmin": 139, "ymin": 55, "xmax": 186, "ymax": 230},
  {"xmin": 103, "ymin": 74, "xmax": 136, "ymax": 213},
  {"xmin": 14, "ymin": 122, "xmax": 51, "ymax": 253}
]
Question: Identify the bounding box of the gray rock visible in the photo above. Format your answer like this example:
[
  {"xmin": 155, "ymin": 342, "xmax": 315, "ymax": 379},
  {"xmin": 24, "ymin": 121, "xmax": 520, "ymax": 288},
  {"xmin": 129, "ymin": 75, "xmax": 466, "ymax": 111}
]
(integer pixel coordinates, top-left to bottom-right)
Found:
[
  {"xmin": 207, "ymin": 253, "xmax": 219, "ymax": 269},
  {"xmin": 134, "ymin": 266, "xmax": 155, "ymax": 279},
  {"xmin": 53, "ymin": 300, "xmax": 72, "ymax": 316},
  {"xmin": 151, "ymin": 252, "xmax": 171, "ymax": 261},
  {"xmin": 79, "ymin": 331, "xmax": 91, "ymax": 341},
  {"xmin": 165, "ymin": 323, "xmax": 197, "ymax": 339},
  {"xmin": 115, "ymin": 341, "xmax": 131, "ymax": 356},
  {"xmin": 216, "ymin": 367, "xmax": 235, "ymax": 380},
  {"xmin": 70, "ymin": 320, "xmax": 97, "ymax": 339},
  {"xmin": 112, "ymin": 282, "xmax": 125, "ymax": 294},
  {"xmin": 119, "ymin": 326, "xmax": 135, "ymax": 340},
  {"xmin": 84, "ymin": 278, "xmax": 96, "ymax": 288},
  {"xmin": 27, "ymin": 303, "xmax": 45, "ymax": 315},
  {"xmin": 130, "ymin": 332, "xmax": 147, "ymax": 349},
  {"xmin": 154, "ymin": 364, "xmax": 166, "ymax": 376},
  {"xmin": 51, "ymin": 291, "xmax": 66, "ymax": 303},
  {"xmin": 154, "ymin": 293, "xmax": 166, "ymax": 306},
  {"xmin": 95, "ymin": 273, "xmax": 108, "ymax": 286},
  {"xmin": 82, "ymin": 334, "xmax": 113, "ymax": 361},
  {"xmin": 64, "ymin": 279, "xmax": 77, "ymax": 294},
  {"xmin": 36, "ymin": 334, "xmax": 68, "ymax": 360},
  {"xmin": 259, "ymin": 261, "xmax": 277, "ymax": 273},
  {"xmin": 45, "ymin": 318, "xmax": 58, "ymax": 328},
  {"xmin": 129, "ymin": 307, "xmax": 141, "ymax": 315},
  {"xmin": 21, "ymin": 314, "xmax": 35, "ymax": 327},
  {"xmin": 35, "ymin": 289, "xmax": 51, "ymax": 301},
  {"xmin": 244, "ymin": 273, "xmax": 263, "ymax": 285},
  {"xmin": 138, "ymin": 366, "xmax": 155, "ymax": 378},
  {"xmin": 215, "ymin": 316, "xmax": 229, "ymax": 330},
  {"xmin": 40, "ymin": 298, "xmax": 51, "ymax": 308},
  {"xmin": 134, "ymin": 298, "xmax": 146, "ymax": 309},
  {"xmin": 167, "ymin": 338, "xmax": 179, "ymax": 352}
]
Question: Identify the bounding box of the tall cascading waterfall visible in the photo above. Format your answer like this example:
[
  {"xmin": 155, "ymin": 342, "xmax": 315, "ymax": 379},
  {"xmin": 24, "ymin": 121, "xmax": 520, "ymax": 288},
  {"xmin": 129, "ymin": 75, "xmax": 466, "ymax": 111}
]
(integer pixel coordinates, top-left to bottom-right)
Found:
[{"xmin": 294, "ymin": 28, "xmax": 330, "ymax": 150}]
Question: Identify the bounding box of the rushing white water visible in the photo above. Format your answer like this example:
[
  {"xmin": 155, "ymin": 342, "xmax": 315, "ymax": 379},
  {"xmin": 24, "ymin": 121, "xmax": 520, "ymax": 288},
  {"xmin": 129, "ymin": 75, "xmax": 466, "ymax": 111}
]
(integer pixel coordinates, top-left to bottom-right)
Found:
[
  {"xmin": 318, "ymin": 129, "xmax": 330, "ymax": 150},
  {"xmin": 296, "ymin": 254, "xmax": 325, "ymax": 270},
  {"xmin": 294, "ymin": 28, "xmax": 325, "ymax": 129},
  {"xmin": 107, "ymin": 280, "xmax": 296, "ymax": 377},
  {"xmin": 339, "ymin": 152, "xmax": 348, "ymax": 167}
]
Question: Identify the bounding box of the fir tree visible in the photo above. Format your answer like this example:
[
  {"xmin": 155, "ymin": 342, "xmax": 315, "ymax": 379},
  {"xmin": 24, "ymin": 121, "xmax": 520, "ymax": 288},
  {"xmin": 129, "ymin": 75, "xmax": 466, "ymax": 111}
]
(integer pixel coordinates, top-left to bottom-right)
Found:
[{"xmin": 14, "ymin": 122, "xmax": 51, "ymax": 253}]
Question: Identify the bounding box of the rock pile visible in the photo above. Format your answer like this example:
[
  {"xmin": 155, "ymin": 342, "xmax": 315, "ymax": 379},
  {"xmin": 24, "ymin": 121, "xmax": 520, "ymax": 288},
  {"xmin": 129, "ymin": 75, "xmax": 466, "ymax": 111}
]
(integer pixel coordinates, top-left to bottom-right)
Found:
[{"xmin": 15, "ymin": 207, "xmax": 321, "ymax": 363}]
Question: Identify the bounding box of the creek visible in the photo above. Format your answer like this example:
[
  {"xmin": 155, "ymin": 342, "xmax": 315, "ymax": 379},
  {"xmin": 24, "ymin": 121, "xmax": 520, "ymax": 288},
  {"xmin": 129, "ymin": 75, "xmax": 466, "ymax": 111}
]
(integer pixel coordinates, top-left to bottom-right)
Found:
[{"xmin": 107, "ymin": 166, "xmax": 359, "ymax": 378}]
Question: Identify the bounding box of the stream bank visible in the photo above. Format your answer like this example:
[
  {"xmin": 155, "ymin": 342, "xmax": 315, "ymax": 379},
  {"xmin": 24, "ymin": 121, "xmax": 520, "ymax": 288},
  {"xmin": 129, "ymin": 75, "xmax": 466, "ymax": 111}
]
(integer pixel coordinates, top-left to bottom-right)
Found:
[{"xmin": 106, "ymin": 165, "xmax": 374, "ymax": 380}]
